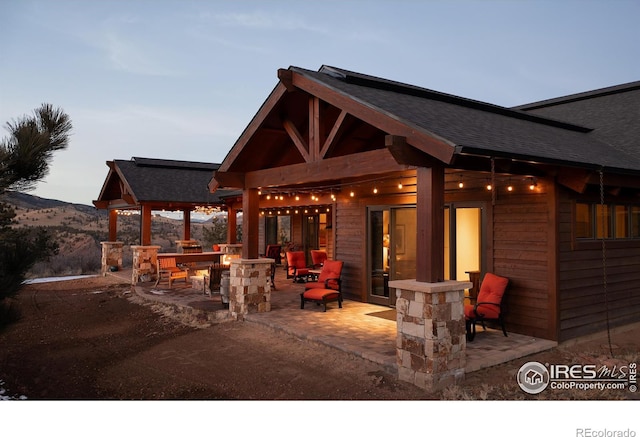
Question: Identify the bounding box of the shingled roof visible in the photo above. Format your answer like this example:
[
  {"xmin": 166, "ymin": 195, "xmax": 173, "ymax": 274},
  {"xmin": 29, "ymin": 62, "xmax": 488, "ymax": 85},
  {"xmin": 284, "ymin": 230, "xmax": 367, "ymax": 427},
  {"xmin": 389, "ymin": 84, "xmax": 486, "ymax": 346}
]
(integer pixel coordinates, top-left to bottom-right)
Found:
[
  {"xmin": 291, "ymin": 66, "xmax": 640, "ymax": 174},
  {"xmin": 94, "ymin": 157, "xmax": 239, "ymax": 209},
  {"xmin": 513, "ymin": 81, "xmax": 640, "ymax": 163}
]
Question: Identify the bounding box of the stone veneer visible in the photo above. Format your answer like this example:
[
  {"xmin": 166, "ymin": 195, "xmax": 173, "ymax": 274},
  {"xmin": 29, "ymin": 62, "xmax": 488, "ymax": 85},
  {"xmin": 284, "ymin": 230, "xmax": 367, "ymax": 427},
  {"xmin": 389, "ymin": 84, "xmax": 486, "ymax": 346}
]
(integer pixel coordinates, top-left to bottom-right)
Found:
[
  {"xmin": 228, "ymin": 258, "xmax": 273, "ymax": 320},
  {"xmin": 131, "ymin": 245, "xmax": 161, "ymax": 285},
  {"xmin": 389, "ymin": 279, "xmax": 471, "ymax": 392},
  {"xmin": 100, "ymin": 241, "xmax": 123, "ymax": 276}
]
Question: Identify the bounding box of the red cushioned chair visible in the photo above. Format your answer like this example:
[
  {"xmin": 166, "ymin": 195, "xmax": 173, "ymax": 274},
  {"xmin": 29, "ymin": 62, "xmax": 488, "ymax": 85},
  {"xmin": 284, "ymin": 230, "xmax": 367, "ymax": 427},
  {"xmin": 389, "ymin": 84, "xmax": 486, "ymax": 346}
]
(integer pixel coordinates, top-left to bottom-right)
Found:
[
  {"xmin": 301, "ymin": 260, "xmax": 344, "ymax": 312},
  {"xmin": 310, "ymin": 250, "xmax": 327, "ymax": 269},
  {"xmin": 286, "ymin": 250, "xmax": 311, "ymax": 282},
  {"xmin": 464, "ymin": 272, "xmax": 509, "ymax": 342}
]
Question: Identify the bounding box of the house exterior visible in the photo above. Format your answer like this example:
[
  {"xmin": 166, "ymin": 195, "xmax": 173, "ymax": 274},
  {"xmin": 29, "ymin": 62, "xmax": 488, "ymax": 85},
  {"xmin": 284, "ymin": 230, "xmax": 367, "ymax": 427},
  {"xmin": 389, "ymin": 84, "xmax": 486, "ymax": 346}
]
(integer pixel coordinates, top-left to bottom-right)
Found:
[{"xmin": 210, "ymin": 65, "xmax": 640, "ymax": 343}]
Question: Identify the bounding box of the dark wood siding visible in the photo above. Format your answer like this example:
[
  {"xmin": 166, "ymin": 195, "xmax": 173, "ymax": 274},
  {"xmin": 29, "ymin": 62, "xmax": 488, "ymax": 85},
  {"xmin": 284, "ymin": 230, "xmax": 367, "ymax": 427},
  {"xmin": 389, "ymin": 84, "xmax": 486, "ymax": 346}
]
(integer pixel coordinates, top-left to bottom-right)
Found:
[
  {"xmin": 491, "ymin": 185, "xmax": 556, "ymax": 340},
  {"xmin": 557, "ymin": 189, "xmax": 640, "ymax": 341},
  {"xmin": 334, "ymin": 198, "xmax": 366, "ymax": 300}
]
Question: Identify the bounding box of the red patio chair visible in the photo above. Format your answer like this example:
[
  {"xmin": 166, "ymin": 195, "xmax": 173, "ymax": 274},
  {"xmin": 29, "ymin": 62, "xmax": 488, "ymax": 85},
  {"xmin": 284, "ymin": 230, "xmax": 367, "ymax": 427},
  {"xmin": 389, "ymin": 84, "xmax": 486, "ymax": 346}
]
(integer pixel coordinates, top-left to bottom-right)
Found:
[
  {"xmin": 286, "ymin": 251, "xmax": 310, "ymax": 282},
  {"xmin": 310, "ymin": 250, "xmax": 327, "ymax": 268},
  {"xmin": 301, "ymin": 260, "xmax": 344, "ymax": 312},
  {"xmin": 464, "ymin": 272, "xmax": 509, "ymax": 341}
]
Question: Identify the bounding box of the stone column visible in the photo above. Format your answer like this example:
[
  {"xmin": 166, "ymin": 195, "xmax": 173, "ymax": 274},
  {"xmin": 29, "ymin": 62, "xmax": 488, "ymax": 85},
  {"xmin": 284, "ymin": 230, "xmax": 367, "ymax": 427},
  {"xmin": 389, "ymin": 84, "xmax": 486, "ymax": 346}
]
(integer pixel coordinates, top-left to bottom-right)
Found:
[
  {"xmin": 228, "ymin": 258, "xmax": 273, "ymax": 321},
  {"xmin": 100, "ymin": 241, "xmax": 123, "ymax": 276},
  {"xmin": 131, "ymin": 245, "xmax": 161, "ymax": 285},
  {"xmin": 389, "ymin": 279, "xmax": 471, "ymax": 392}
]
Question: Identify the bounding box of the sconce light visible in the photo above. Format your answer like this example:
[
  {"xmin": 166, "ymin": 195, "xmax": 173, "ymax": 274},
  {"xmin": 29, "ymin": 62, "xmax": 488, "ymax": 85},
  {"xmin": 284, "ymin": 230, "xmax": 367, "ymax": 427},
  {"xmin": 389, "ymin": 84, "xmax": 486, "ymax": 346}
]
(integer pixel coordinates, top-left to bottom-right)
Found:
[
  {"xmin": 528, "ymin": 177, "xmax": 537, "ymax": 191},
  {"xmin": 507, "ymin": 179, "xmax": 514, "ymax": 192},
  {"xmin": 458, "ymin": 175, "xmax": 464, "ymax": 189}
]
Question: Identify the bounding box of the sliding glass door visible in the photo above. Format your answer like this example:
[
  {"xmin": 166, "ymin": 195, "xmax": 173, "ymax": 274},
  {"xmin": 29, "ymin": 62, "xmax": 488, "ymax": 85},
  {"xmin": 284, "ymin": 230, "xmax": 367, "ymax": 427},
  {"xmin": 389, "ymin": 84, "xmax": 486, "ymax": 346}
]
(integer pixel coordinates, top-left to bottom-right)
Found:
[{"xmin": 368, "ymin": 206, "xmax": 416, "ymax": 306}]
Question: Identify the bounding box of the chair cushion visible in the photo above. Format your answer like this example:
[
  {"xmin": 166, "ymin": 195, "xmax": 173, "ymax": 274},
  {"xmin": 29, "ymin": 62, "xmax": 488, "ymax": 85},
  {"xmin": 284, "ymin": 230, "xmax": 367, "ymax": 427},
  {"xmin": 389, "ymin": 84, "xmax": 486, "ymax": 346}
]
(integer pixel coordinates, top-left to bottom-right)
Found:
[
  {"xmin": 305, "ymin": 260, "xmax": 344, "ymax": 290},
  {"xmin": 465, "ymin": 303, "xmax": 500, "ymax": 319},
  {"xmin": 465, "ymin": 273, "xmax": 508, "ymax": 320},
  {"xmin": 476, "ymin": 273, "xmax": 508, "ymax": 307},
  {"xmin": 287, "ymin": 251, "xmax": 307, "ymax": 268},
  {"xmin": 303, "ymin": 288, "xmax": 340, "ymax": 301}
]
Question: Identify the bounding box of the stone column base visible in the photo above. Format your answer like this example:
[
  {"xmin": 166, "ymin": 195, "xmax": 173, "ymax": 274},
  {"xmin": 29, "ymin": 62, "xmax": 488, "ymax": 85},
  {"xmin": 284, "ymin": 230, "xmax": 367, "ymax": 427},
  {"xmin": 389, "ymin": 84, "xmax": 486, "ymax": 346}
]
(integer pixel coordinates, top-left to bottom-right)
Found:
[
  {"xmin": 389, "ymin": 279, "xmax": 471, "ymax": 392},
  {"xmin": 229, "ymin": 258, "xmax": 273, "ymax": 321},
  {"xmin": 100, "ymin": 241, "xmax": 123, "ymax": 276},
  {"xmin": 131, "ymin": 245, "xmax": 161, "ymax": 284}
]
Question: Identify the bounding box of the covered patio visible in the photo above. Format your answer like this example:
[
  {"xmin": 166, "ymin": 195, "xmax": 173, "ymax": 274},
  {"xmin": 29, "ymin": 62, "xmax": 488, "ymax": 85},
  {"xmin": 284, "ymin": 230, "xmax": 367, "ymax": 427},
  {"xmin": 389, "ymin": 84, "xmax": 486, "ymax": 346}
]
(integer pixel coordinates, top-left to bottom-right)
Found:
[{"xmin": 112, "ymin": 266, "xmax": 557, "ymax": 375}]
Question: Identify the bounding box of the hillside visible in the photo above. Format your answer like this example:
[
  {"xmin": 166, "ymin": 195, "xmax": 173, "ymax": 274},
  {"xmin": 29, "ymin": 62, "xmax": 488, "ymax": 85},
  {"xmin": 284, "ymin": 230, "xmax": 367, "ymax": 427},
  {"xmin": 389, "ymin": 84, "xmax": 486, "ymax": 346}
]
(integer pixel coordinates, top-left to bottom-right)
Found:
[{"xmin": 2, "ymin": 192, "xmax": 221, "ymax": 278}]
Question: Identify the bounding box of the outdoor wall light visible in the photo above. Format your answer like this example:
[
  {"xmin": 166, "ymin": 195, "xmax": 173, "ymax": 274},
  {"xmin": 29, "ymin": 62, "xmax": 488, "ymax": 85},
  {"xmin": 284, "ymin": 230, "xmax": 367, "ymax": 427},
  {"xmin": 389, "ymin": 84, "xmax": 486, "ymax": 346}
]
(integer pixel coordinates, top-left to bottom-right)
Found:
[{"xmin": 529, "ymin": 177, "xmax": 538, "ymax": 190}]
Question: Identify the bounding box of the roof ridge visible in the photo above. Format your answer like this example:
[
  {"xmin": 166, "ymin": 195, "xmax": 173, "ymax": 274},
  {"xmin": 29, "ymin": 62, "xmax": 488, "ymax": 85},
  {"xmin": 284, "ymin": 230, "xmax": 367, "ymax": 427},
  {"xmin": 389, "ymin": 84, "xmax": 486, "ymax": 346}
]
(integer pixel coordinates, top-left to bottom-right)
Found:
[
  {"xmin": 514, "ymin": 80, "xmax": 640, "ymax": 110},
  {"xmin": 131, "ymin": 157, "xmax": 220, "ymax": 170},
  {"xmin": 313, "ymin": 65, "xmax": 591, "ymax": 133}
]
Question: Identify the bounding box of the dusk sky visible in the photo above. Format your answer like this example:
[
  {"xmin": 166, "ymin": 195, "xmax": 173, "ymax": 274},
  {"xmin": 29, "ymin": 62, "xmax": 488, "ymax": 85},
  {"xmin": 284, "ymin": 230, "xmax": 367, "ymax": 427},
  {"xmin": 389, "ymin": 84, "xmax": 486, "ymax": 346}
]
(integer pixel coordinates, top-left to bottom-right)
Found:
[{"xmin": 2, "ymin": 0, "xmax": 639, "ymax": 206}]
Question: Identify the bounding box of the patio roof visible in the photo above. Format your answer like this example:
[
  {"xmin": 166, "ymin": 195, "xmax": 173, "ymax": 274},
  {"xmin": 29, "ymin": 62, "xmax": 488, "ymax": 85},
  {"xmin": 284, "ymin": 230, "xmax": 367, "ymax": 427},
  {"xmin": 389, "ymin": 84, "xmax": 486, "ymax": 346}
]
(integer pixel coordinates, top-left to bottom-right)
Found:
[{"xmin": 94, "ymin": 157, "xmax": 240, "ymax": 210}]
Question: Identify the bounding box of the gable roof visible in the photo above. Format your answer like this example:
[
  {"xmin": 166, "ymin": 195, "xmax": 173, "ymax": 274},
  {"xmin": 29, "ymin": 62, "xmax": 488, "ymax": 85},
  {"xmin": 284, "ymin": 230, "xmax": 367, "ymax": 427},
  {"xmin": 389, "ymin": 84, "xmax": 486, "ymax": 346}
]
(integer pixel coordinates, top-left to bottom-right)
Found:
[
  {"xmin": 215, "ymin": 65, "xmax": 640, "ymax": 187},
  {"xmin": 94, "ymin": 157, "xmax": 238, "ymax": 209}
]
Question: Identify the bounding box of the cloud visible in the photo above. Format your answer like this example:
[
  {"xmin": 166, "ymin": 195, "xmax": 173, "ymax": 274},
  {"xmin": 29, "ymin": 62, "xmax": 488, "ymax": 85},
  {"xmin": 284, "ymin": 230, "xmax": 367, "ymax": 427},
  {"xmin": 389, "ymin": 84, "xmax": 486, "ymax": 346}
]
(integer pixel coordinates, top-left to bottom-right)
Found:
[
  {"xmin": 102, "ymin": 32, "xmax": 183, "ymax": 77},
  {"xmin": 197, "ymin": 8, "xmax": 389, "ymax": 45}
]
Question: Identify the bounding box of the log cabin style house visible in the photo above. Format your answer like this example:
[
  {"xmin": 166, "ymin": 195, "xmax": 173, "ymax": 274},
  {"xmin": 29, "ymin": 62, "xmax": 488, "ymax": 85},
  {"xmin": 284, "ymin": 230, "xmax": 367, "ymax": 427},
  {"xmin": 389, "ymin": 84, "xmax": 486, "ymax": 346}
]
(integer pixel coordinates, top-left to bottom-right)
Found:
[{"xmin": 210, "ymin": 65, "xmax": 640, "ymax": 343}]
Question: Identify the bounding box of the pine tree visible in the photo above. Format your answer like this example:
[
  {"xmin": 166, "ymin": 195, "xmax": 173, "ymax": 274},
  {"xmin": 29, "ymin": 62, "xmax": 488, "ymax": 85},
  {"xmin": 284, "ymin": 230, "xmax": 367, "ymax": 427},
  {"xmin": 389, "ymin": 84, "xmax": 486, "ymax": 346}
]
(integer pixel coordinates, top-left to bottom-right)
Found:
[{"xmin": 0, "ymin": 104, "xmax": 72, "ymax": 313}]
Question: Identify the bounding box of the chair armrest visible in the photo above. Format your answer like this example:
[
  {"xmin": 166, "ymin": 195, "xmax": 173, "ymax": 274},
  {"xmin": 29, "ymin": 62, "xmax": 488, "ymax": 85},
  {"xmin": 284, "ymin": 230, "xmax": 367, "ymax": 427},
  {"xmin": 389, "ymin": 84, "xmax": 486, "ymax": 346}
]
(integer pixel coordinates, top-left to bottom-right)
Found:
[
  {"xmin": 324, "ymin": 277, "xmax": 342, "ymax": 291},
  {"xmin": 472, "ymin": 301, "xmax": 501, "ymax": 318},
  {"xmin": 474, "ymin": 301, "xmax": 500, "ymax": 310}
]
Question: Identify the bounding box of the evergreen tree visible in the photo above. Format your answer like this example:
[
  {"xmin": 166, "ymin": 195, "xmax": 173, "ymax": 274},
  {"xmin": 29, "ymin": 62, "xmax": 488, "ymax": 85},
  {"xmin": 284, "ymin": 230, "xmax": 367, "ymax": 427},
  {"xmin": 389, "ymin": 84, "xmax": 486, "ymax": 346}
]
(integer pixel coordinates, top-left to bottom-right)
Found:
[{"xmin": 0, "ymin": 104, "xmax": 72, "ymax": 308}]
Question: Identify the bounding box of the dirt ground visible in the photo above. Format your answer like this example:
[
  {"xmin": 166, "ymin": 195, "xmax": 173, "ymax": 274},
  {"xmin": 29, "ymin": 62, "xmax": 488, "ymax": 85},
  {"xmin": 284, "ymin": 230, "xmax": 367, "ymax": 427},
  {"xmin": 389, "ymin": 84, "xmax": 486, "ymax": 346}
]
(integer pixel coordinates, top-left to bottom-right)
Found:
[{"xmin": 0, "ymin": 275, "xmax": 638, "ymax": 401}]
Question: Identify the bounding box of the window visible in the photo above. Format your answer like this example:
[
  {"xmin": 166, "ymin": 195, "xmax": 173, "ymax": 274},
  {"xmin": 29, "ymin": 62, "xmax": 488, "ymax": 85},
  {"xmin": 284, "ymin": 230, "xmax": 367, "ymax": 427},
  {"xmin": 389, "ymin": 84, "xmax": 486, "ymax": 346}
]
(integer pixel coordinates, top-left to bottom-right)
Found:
[
  {"xmin": 632, "ymin": 206, "xmax": 640, "ymax": 238},
  {"xmin": 576, "ymin": 203, "xmax": 593, "ymax": 238},
  {"xmin": 615, "ymin": 205, "xmax": 629, "ymax": 238},
  {"xmin": 595, "ymin": 204, "xmax": 611, "ymax": 239},
  {"xmin": 576, "ymin": 202, "xmax": 639, "ymax": 240}
]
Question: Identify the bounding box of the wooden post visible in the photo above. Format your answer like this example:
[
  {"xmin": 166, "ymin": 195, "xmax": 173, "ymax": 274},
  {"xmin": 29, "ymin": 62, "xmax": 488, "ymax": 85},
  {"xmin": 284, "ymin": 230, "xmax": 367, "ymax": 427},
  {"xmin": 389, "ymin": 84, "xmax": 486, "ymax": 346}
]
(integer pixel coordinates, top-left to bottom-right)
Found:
[
  {"xmin": 416, "ymin": 165, "xmax": 445, "ymax": 283},
  {"xmin": 140, "ymin": 204, "xmax": 152, "ymax": 246},
  {"xmin": 242, "ymin": 188, "xmax": 259, "ymax": 259},
  {"xmin": 227, "ymin": 205, "xmax": 237, "ymax": 244},
  {"xmin": 108, "ymin": 209, "xmax": 118, "ymax": 242},
  {"xmin": 182, "ymin": 208, "xmax": 191, "ymax": 240}
]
